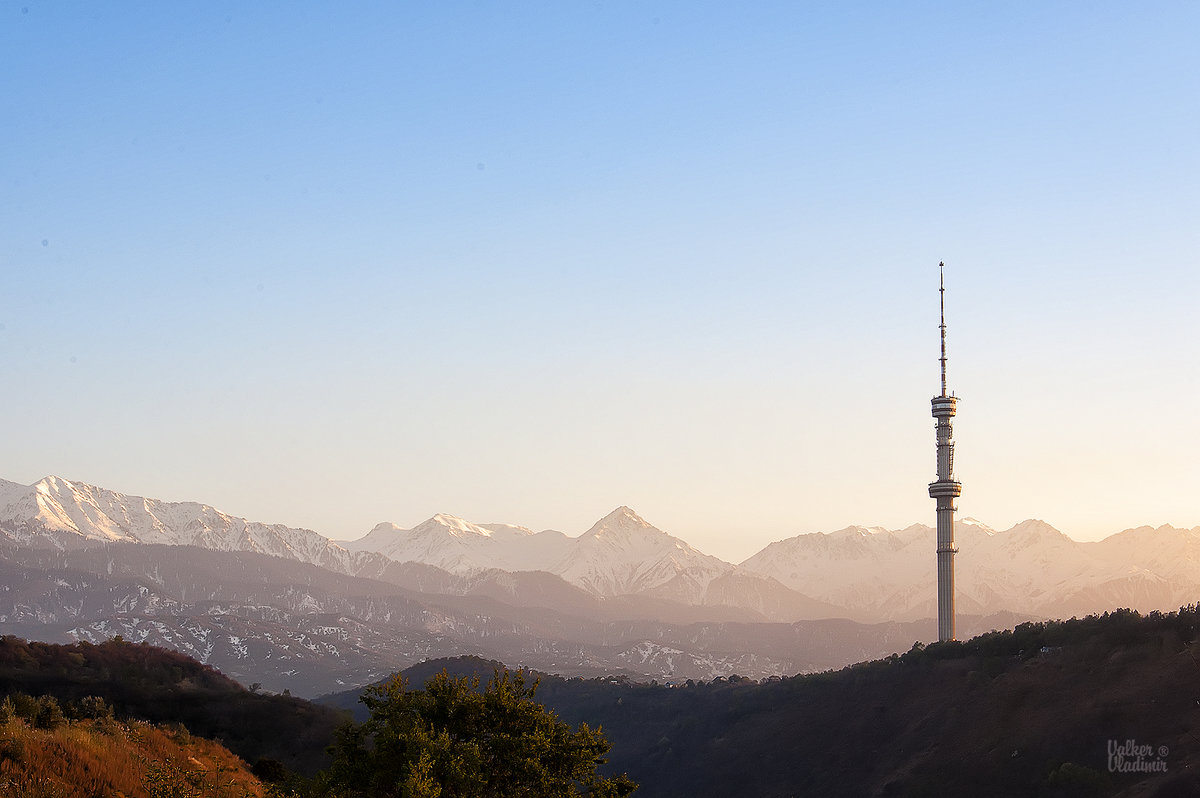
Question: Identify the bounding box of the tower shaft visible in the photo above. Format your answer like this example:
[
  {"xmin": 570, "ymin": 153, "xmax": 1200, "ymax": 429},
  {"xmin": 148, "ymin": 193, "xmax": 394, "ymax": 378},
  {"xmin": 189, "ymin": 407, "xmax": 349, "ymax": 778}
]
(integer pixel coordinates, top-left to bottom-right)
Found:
[{"xmin": 929, "ymin": 263, "xmax": 961, "ymax": 643}]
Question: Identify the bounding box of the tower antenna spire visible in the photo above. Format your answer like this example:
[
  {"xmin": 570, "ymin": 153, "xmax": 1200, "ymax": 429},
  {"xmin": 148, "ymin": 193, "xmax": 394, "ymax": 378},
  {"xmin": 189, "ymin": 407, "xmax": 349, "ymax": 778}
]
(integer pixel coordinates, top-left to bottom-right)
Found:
[{"xmin": 939, "ymin": 261, "xmax": 947, "ymax": 397}]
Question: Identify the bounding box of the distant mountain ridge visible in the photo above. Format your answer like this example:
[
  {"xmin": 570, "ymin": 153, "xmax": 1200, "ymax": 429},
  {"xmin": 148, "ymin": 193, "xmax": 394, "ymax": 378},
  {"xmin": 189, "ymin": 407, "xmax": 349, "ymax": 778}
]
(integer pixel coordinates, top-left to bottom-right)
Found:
[
  {"xmin": 739, "ymin": 516, "xmax": 1198, "ymax": 621},
  {"xmin": 343, "ymin": 513, "xmax": 572, "ymax": 575},
  {"xmin": 2, "ymin": 474, "xmax": 1198, "ymax": 623},
  {"xmin": 0, "ymin": 541, "xmax": 1010, "ymax": 695}
]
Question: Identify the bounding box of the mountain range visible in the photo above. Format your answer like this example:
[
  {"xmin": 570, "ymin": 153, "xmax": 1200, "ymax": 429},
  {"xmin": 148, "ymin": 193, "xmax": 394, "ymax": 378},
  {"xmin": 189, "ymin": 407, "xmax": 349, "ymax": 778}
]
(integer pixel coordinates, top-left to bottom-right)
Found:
[{"xmin": 1, "ymin": 474, "xmax": 1197, "ymax": 695}]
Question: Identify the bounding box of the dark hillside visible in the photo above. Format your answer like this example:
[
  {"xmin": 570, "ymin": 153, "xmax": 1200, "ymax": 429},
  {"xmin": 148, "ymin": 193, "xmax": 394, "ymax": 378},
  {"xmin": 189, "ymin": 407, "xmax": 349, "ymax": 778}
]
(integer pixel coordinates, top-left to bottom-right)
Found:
[
  {"xmin": 0, "ymin": 635, "xmax": 345, "ymax": 774},
  {"xmin": 543, "ymin": 608, "xmax": 1200, "ymax": 797},
  {"xmin": 323, "ymin": 607, "xmax": 1200, "ymax": 797}
]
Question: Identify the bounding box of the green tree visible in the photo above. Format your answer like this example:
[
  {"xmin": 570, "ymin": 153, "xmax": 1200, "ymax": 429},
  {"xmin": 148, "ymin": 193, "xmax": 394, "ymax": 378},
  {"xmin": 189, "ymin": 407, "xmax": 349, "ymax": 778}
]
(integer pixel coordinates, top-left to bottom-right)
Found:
[
  {"xmin": 324, "ymin": 669, "xmax": 636, "ymax": 798},
  {"xmin": 33, "ymin": 695, "xmax": 66, "ymax": 730}
]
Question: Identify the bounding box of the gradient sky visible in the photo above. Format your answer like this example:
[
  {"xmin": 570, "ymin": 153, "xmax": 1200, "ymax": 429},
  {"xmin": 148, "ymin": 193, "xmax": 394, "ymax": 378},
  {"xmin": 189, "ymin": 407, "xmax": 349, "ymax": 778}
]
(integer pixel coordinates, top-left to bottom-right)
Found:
[{"xmin": 3, "ymin": 2, "xmax": 1197, "ymax": 562}]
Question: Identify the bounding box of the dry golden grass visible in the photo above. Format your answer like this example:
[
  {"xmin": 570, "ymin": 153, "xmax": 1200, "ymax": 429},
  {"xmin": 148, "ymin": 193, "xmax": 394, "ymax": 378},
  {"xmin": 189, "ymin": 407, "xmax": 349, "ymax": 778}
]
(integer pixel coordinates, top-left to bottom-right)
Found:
[{"xmin": 0, "ymin": 716, "xmax": 267, "ymax": 797}]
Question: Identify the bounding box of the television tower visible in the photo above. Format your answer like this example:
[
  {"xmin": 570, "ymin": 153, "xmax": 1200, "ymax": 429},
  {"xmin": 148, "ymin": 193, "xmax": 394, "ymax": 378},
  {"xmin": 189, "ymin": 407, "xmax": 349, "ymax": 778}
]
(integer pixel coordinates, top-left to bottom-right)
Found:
[{"xmin": 929, "ymin": 262, "xmax": 962, "ymax": 643}]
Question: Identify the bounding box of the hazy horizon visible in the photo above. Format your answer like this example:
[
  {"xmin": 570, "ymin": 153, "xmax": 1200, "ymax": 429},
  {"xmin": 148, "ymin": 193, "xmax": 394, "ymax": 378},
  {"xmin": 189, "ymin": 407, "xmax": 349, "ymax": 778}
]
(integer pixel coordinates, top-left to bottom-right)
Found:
[{"xmin": 4, "ymin": 3, "xmax": 1197, "ymax": 564}]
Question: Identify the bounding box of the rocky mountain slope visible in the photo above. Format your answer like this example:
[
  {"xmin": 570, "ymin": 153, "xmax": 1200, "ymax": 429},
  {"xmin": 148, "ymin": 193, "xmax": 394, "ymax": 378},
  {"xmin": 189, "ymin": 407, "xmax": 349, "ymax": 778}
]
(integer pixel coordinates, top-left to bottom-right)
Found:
[{"xmin": 0, "ymin": 541, "xmax": 1017, "ymax": 696}]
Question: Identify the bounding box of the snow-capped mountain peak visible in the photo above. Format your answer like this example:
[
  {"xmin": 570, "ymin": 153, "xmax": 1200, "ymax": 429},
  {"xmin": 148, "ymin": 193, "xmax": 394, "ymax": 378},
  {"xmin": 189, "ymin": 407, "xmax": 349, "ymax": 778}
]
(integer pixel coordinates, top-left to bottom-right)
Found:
[
  {"xmin": 413, "ymin": 513, "xmax": 496, "ymax": 539},
  {"xmin": 479, "ymin": 522, "xmax": 536, "ymax": 538},
  {"xmin": 552, "ymin": 507, "xmax": 731, "ymax": 600},
  {"xmin": 344, "ymin": 512, "xmax": 569, "ymax": 576},
  {"xmin": 0, "ymin": 475, "xmax": 368, "ymax": 574},
  {"xmin": 829, "ymin": 525, "xmax": 888, "ymax": 538},
  {"xmin": 959, "ymin": 517, "xmax": 995, "ymax": 535},
  {"xmin": 583, "ymin": 506, "xmax": 657, "ymax": 538},
  {"xmin": 998, "ymin": 519, "xmax": 1075, "ymax": 549}
]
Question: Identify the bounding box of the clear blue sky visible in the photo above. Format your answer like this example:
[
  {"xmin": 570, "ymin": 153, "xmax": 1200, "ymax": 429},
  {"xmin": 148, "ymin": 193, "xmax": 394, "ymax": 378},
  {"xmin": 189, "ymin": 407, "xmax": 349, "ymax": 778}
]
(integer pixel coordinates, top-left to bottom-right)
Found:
[{"xmin": 3, "ymin": 2, "xmax": 1197, "ymax": 561}]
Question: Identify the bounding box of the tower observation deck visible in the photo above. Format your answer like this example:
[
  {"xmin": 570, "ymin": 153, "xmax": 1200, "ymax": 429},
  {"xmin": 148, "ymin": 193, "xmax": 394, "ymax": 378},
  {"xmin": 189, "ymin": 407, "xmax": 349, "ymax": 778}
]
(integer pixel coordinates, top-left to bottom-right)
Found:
[{"xmin": 929, "ymin": 263, "xmax": 962, "ymax": 643}]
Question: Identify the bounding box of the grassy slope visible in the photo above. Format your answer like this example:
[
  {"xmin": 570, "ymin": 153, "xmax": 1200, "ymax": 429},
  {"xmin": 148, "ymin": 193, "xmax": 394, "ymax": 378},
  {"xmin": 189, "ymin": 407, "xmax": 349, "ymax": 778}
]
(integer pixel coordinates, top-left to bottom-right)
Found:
[{"xmin": 0, "ymin": 716, "xmax": 265, "ymax": 797}]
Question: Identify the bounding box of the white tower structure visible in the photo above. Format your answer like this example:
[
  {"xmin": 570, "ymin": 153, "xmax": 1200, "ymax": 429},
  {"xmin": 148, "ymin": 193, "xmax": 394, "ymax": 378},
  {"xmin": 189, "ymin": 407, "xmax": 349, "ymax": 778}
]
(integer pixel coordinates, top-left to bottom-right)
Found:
[{"xmin": 928, "ymin": 262, "xmax": 962, "ymax": 643}]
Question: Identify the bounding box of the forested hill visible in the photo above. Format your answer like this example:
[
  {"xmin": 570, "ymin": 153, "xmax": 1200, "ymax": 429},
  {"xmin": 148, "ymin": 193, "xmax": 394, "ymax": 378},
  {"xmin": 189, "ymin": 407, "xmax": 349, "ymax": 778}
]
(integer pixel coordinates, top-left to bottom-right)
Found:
[
  {"xmin": 324, "ymin": 607, "xmax": 1200, "ymax": 797},
  {"xmin": 7, "ymin": 608, "xmax": 1200, "ymax": 795},
  {"xmin": 0, "ymin": 635, "xmax": 344, "ymax": 774}
]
